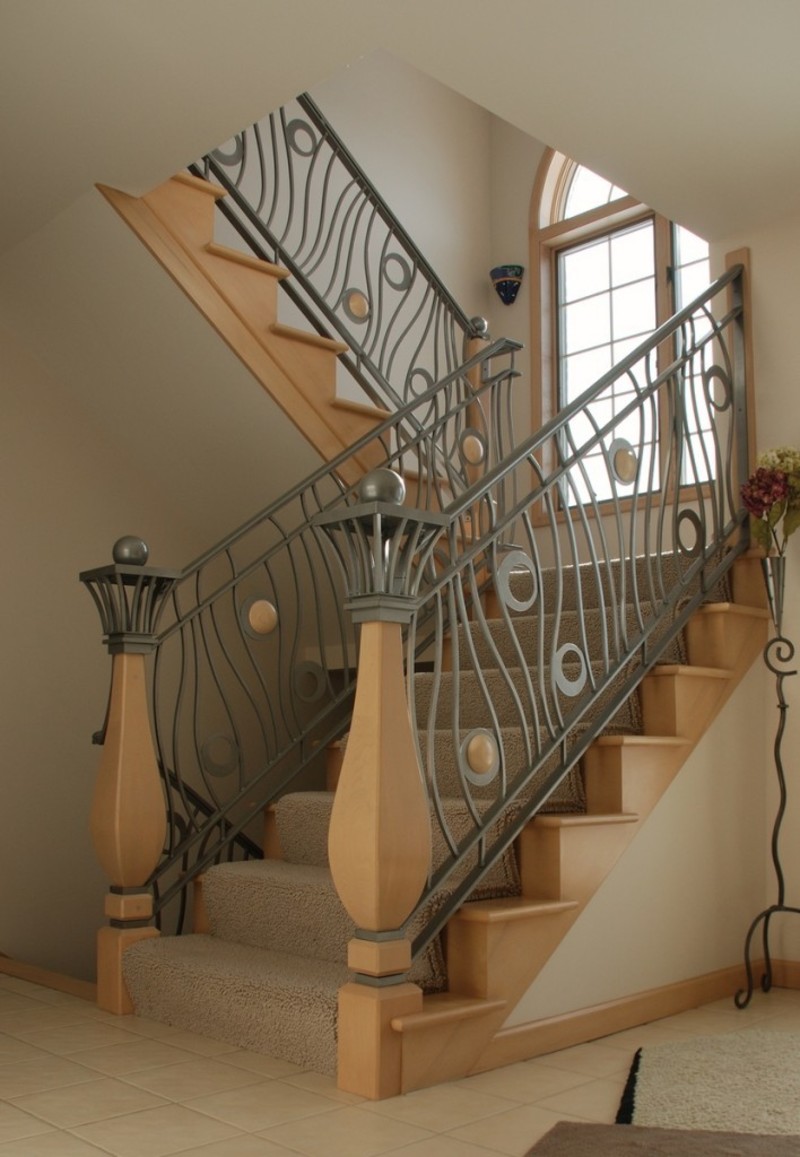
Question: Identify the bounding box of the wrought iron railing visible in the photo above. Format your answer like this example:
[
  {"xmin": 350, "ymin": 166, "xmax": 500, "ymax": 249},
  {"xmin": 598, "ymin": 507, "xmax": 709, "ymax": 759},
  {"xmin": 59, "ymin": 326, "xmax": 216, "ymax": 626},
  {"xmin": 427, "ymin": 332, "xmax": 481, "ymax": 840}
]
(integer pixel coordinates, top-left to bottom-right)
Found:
[
  {"xmin": 121, "ymin": 338, "xmax": 521, "ymax": 929},
  {"xmin": 316, "ymin": 262, "xmax": 751, "ymax": 968},
  {"xmin": 191, "ymin": 92, "xmax": 480, "ymax": 414}
]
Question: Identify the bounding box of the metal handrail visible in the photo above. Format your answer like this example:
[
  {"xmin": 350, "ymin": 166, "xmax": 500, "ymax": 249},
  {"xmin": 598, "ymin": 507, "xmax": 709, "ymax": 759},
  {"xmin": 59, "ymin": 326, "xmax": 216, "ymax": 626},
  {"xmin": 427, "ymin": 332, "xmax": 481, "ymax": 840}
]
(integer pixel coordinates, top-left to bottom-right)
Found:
[
  {"xmin": 314, "ymin": 264, "xmax": 751, "ymax": 966},
  {"xmin": 192, "ymin": 91, "xmax": 479, "ymax": 417},
  {"xmin": 142, "ymin": 338, "xmax": 521, "ymax": 925}
]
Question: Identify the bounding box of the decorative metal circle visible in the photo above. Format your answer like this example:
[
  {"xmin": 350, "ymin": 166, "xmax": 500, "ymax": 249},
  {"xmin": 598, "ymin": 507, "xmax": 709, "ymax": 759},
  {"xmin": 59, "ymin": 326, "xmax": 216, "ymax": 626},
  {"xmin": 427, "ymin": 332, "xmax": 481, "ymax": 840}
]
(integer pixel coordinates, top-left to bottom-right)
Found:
[
  {"xmin": 286, "ymin": 118, "xmax": 317, "ymax": 157},
  {"xmin": 406, "ymin": 368, "xmax": 434, "ymax": 398},
  {"xmin": 382, "ymin": 253, "xmax": 412, "ymax": 291},
  {"xmin": 460, "ymin": 728, "xmax": 500, "ymax": 786},
  {"xmin": 293, "ymin": 660, "xmax": 326, "ymax": 704},
  {"xmin": 200, "ymin": 733, "xmax": 239, "ymax": 778},
  {"xmin": 341, "ymin": 288, "xmax": 370, "ymax": 323},
  {"xmin": 495, "ymin": 550, "xmax": 538, "ymax": 613},
  {"xmin": 211, "ymin": 137, "xmax": 244, "ymax": 166},
  {"xmin": 554, "ymin": 643, "xmax": 588, "ymax": 697},
  {"xmin": 703, "ymin": 365, "xmax": 732, "ymax": 412},
  {"xmin": 460, "ymin": 428, "xmax": 487, "ymax": 467},
  {"xmin": 676, "ymin": 509, "xmax": 704, "ymax": 558},
  {"xmin": 112, "ymin": 535, "xmax": 149, "ymax": 565},
  {"xmin": 609, "ymin": 438, "xmax": 638, "ymax": 486},
  {"xmin": 240, "ymin": 597, "xmax": 278, "ymax": 638},
  {"xmin": 358, "ymin": 468, "xmax": 406, "ymax": 505}
]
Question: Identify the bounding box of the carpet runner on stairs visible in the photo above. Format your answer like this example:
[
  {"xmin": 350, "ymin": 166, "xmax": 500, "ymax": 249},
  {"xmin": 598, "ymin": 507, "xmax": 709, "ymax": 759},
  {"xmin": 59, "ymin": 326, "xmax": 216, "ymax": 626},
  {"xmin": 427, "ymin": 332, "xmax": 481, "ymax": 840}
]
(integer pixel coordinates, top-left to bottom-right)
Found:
[{"xmin": 122, "ymin": 555, "xmax": 729, "ymax": 1076}]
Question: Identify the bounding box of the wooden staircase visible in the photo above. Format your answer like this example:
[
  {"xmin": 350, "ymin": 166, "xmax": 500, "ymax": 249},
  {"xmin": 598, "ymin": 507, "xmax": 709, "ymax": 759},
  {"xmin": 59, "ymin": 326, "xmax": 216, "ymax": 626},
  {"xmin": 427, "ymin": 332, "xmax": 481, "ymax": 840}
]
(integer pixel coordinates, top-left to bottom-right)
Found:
[
  {"xmin": 367, "ymin": 572, "xmax": 768, "ymax": 1096},
  {"xmin": 99, "ymin": 172, "xmax": 390, "ymax": 484}
]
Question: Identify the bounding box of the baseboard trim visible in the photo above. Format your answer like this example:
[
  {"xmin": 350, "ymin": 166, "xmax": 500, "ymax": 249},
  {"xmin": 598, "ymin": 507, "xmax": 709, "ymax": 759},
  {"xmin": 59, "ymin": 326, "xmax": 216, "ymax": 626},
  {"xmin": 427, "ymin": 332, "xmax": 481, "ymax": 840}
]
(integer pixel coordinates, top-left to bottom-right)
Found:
[
  {"xmin": 0, "ymin": 955, "xmax": 96, "ymax": 1003},
  {"xmin": 472, "ymin": 960, "xmax": 800, "ymax": 1073}
]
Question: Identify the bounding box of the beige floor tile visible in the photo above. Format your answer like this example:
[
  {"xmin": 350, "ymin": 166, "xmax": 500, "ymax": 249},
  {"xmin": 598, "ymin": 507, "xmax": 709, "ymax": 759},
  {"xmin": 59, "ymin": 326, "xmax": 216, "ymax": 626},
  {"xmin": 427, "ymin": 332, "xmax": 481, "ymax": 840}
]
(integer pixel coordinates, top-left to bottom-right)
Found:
[
  {"xmin": 600, "ymin": 1022, "xmax": 697, "ymax": 1050},
  {"xmin": 362, "ymin": 1084, "xmax": 520, "ymax": 1133},
  {"xmin": 0, "ymin": 1056, "xmax": 97, "ymax": 1100},
  {"xmin": 389, "ymin": 1138, "xmax": 511, "ymax": 1156},
  {"xmin": 15, "ymin": 1020, "xmax": 141, "ymax": 1056},
  {"xmin": 655, "ymin": 1007, "xmax": 751, "ymax": 1035},
  {"xmin": 11, "ymin": 1076, "xmax": 169, "ymax": 1127},
  {"xmin": 71, "ymin": 1038, "xmax": 206, "ymax": 1076},
  {"xmin": 71, "ymin": 1103, "xmax": 242, "ymax": 1157},
  {"xmin": 0, "ymin": 996, "xmax": 43, "ymax": 1014},
  {"xmin": 0, "ymin": 1007, "xmax": 90, "ymax": 1037},
  {"xmin": 217, "ymin": 1051, "xmax": 308, "ymax": 1079},
  {"xmin": 455, "ymin": 1060, "xmax": 589, "ymax": 1103},
  {"xmin": 261, "ymin": 1104, "xmax": 433, "ymax": 1156},
  {"xmin": 281, "ymin": 1069, "xmax": 366, "ymax": 1104},
  {"xmin": 115, "ymin": 1016, "xmax": 196, "ymax": 1041},
  {"xmin": 531, "ymin": 1042, "xmax": 631, "ymax": 1079},
  {"xmin": 0, "ymin": 1102, "xmax": 55, "ymax": 1144},
  {"xmin": 185, "ymin": 1080, "xmax": 340, "ymax": 1131},
  {"xmin": 448, "ymin": 1103, "xmax": 582, "ymax": 1156},
  {"xmin": 153, "ymin": 1029, "xmax": 240, "ymax": 1057},
  {"xmin": 123, "ymin": 1057, "xmax": 267, "ymax": 1100},
  {"xmin": 0, "ymin": 1036, "xmax": 55, "ymax": 1065},
  {"xmin": 0, "ymin": 1133, "xmax": 110, "ymax": 1155},
  {"xmin": 175, "ymin": 1138, "xmax": 300, "ymax": 1157},
  {"xmin": 535, "ymin": 1075, "xmax": 626, "ymax": 1123}
]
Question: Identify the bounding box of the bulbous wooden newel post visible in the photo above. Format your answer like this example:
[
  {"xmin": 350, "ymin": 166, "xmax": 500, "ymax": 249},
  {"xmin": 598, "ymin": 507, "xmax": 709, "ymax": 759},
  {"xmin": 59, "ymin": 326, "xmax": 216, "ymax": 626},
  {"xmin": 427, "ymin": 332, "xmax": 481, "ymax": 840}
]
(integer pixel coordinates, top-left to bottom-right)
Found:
[
  {"xmin": 315, "ymin": 471, "xmax": 446, "ymax": 1098},
  {"xmin": 80, "ymin": 537, "xmax": 177, "ymax": 1013}
]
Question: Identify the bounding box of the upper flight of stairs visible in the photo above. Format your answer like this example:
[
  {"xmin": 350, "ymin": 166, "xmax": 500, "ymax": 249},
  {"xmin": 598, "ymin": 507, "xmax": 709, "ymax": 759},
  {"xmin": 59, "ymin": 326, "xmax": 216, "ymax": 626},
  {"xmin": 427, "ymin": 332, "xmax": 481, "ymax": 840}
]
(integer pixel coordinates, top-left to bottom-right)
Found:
[
  {"xmin": 99, "ymin": 172, "xmax": 390, "ymax": 483},
  {"xmin": 122, "ymin": 552, "xmax": 768, "ymax": 1097}
]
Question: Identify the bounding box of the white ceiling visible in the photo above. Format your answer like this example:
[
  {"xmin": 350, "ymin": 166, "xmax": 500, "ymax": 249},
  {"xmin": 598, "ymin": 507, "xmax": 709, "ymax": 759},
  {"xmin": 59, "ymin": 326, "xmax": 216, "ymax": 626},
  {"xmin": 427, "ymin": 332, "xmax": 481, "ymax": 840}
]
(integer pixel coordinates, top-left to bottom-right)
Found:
[{"xmin": 3, "ymin": 0, "xmax": 800, "ymax": 254}]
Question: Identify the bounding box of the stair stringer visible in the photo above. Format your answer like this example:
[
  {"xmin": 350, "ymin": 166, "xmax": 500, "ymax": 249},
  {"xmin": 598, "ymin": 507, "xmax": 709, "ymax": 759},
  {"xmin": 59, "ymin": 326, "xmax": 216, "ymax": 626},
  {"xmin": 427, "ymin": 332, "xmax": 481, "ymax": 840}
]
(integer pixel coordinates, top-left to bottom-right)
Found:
[
  {"xmin": 386, "ymin": 589, "xmax": 768, "ymax": 1095},
  {"xmin": 98, "ymin": 173, "xmax": 388, "ymax": 483}
]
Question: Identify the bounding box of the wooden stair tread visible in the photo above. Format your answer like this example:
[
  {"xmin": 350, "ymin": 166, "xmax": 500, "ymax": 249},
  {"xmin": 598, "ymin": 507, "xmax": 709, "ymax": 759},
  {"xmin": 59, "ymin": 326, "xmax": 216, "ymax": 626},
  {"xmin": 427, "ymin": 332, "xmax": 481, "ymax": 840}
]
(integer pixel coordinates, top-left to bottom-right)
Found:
[
  {"xmin": 592, "ymin": 734, "xmax": 689, "ymax": 748},
  {"xmin": 455, "ymin": 897, "xmax": 579, "ymax": 923},
  {"xmin": 205, "ymin": 240, "xmax": 289, "ymax": 279},
  {"xmin": 270, "ymin": 320, "xmax": 348, "ymax": 354},
  {"xmin": 695, "ymin": 601, "xmax": 769, "ymax": 619},
  {"xmin": 650, "ymin": 663, "xmax": 733, "ymax": 679},
  {"xmin": 531, "ymin": 812, "xmax": 639, "ymax": 829},
  {"xmin": 331, "ymin": 397, "xmax": 392, "ymax": 420},
  {"xmin": 172, "ymin": 170, "xmax": 226, "ymax": 200},
  {"xmin": 391, "ymin": 994, "xmax": 507, "ymax": 1033}
]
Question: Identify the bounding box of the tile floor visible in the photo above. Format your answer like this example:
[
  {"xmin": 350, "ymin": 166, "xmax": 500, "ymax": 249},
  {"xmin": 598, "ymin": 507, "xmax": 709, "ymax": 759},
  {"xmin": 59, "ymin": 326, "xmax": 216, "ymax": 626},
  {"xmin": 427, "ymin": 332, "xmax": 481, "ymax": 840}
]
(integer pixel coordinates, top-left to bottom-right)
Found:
[{"xmin": 0, "ymin": 974, "xmax": 798, "ymax": 1156}]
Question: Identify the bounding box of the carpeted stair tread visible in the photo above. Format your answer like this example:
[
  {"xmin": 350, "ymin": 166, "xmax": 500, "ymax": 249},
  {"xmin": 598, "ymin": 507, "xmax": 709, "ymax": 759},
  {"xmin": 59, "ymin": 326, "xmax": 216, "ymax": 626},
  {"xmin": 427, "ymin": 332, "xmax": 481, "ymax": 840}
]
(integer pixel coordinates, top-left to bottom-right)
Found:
[
  {"xmin": 202, "ymin": 860, "xmax": 351, "ymax": 963},
  {"xmin": 274, "ymin": 791, "xmax": 523, "ymax": 900},
  {"xmin": 458, "ymin": 600, "xmax": 686, "ymax": 671},
  {"xmin": 413, "ymin": 660, "xmax": 642, "ymax": 733},
  {"xmin": 122, "ymin": 933, "xmax": 348, "ymax": 1074},
  {"xmin": 202, "ymin": 856, "xmax": 447, "ymax": 991}
]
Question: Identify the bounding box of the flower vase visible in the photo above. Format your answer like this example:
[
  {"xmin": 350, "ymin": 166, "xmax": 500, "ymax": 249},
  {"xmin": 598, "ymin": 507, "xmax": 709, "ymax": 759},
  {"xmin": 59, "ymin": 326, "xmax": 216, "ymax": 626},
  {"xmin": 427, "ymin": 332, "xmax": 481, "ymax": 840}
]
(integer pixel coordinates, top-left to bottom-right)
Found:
[{"xmin": 761, "ymin": 554, "xmax": 786, "ymax": 634}]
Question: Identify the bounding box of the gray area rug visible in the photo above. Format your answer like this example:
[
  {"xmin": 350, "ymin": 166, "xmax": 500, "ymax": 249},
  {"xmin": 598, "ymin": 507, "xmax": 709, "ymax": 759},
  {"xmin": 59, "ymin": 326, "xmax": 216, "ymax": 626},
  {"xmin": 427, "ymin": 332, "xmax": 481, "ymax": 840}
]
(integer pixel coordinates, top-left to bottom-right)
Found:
[
  {"xmin": 526, "ymin": 1121, "xmax": 800, "ymax": 1155},
  {"xmin": 616, "ymin": 1029, "xmax": 800, "ymax": 1135}
]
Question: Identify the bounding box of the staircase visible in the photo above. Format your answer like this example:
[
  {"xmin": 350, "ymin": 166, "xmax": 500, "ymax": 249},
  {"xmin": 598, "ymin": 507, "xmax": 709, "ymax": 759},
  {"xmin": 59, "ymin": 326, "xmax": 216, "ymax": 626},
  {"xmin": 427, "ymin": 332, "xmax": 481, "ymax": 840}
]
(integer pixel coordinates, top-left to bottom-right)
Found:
[
  {"xmin": 82, "ymin": 92, "xmax": 761, "ymax": 1099},
  {"xmin": 117, "ymin": 549, "xmax": 766, "ymax": 1093}
]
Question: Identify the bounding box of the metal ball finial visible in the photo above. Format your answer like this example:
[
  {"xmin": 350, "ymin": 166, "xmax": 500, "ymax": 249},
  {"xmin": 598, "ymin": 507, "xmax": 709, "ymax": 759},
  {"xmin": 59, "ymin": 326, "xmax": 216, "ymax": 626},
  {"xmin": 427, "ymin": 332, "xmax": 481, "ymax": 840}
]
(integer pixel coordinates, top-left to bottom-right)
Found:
[
  {"xmin": 469, "ymin": 316, "xmax": 490, "ymax": 339},
  {"xmin": 112, "ymin": 535, "xmax": 149, "ymax": 566},
  {"xmin": 358, "ymin": 468, "xmax": 406, "ymax": 506}
]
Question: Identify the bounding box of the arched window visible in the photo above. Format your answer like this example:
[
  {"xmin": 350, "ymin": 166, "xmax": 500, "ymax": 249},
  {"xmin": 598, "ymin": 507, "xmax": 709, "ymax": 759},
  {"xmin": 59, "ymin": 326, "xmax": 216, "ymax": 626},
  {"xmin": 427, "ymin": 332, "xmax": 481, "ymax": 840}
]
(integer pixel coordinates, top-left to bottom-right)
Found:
[{"xmin": 531, "ymin": 150, "xmax": 710, "ymax": 501}]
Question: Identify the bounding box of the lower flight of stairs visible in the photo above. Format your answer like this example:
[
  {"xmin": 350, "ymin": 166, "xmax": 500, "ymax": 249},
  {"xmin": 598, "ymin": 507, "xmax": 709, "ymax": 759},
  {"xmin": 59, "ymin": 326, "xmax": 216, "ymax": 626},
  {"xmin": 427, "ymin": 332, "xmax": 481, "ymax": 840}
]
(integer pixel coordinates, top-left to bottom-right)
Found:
[{"xmin": 122, "ymin": 553, "xmax": 768, "ymax": 1092}]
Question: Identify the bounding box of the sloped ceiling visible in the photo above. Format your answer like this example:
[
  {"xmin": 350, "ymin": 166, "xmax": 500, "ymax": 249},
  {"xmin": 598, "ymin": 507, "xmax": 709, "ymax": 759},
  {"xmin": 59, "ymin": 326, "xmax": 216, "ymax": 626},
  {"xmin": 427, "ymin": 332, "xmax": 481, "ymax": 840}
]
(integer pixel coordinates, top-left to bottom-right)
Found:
[{"xmin": 2, "ymin": 0, "xmax": 800, "ymax": 254}]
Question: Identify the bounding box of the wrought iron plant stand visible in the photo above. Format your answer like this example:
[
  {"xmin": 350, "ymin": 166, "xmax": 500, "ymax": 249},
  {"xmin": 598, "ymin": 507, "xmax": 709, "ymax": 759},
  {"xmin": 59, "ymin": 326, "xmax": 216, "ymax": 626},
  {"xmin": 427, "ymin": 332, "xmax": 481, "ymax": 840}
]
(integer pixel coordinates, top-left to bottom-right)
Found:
[{"xmin": 735, "ymin": 555, "xmax": 800, "ymax": 1007}]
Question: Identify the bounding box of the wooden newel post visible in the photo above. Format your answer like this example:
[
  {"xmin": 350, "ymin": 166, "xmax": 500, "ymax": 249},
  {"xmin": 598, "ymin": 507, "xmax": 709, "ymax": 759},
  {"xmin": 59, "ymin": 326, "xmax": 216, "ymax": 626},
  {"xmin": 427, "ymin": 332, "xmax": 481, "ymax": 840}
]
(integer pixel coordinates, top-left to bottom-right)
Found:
[
  {"xmin": 315, "ymin": 471, "xmax": 446, "ymax": 1097},
  {"xmin": 80, "ymin": 537, "xmax": 178, "ymax": 1013}
]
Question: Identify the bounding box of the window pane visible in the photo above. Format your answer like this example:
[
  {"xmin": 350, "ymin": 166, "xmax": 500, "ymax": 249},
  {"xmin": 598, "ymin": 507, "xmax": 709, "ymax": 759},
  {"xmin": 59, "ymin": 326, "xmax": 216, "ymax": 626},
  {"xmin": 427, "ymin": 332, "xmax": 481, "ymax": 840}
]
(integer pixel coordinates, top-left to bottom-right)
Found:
[
  {"xmin": 561, "ymin": 347, "xmax": 613, "ymax": 399},
  {"xmin": 564, "ymin": 165, "xmax": 627, "ymax": 219},
  {"xmin": 562, "ymin": 294, "xmax": 611, "ymax": 354},
  {"xmin": 674, "ymin": 226, "xmax": 708, "ymax": 266},
  {"xmin": 611, "ymin": 222, "xmax": 654, "ymax": 286},
  {"xmin": 561, "ymin": 238, "xmax": 610, "ymax": 303},
  {"xmin": 611, "ymin": 280, "xmax": 656, "ymax": 341}
]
